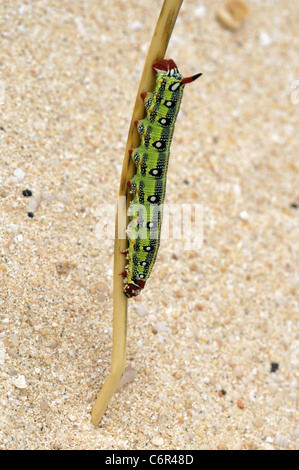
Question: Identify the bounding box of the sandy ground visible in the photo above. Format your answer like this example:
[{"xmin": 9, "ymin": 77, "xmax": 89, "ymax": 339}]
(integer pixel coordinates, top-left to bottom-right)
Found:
[{"xmin": 0, "ymin": 0, "xmax": 298, "ymax": 450}]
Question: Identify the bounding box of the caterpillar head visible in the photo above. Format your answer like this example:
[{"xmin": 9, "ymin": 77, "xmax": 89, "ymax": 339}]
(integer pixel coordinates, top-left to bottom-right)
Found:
[
  {"xmin": 124, "ymin": 279, "xmax": 145, "ymax": 298},
  {"xmin": 152, "ymin": 58, "xmax": 179, "ymax": 75},
  {"xmin": 152, "ymin": 58, "xmax": 202, "ymax": 85}
]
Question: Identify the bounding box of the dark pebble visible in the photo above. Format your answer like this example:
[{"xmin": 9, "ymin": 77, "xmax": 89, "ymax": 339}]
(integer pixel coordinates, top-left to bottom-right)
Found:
[
  {"xmin": 270, "ymin": 362, "xmax": 279, "ymax": 373},
  {"xmin": 290, "ymin": 203, "xmax": 298, "ymax": 209},
  {"xmin": 27, "ymin": 212, "xmax": 34, "ymax": 218},
  {"xmin": 22, "ymin": 189, "xmax": 32, "ymax": 197}
]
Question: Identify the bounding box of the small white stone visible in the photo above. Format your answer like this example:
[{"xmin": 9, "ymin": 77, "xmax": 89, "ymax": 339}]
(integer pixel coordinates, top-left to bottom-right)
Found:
[
  {"xmin": 233, "ymin": 184, "xmax": 242, "ymax": 196},
  {"xmin": 238, "ymin": 210, "xmax": 250, "ymax": 222},
  {"xmin": 195, "ymin": 5, "xmax": 206, "ymax": 18},
  {"xmin": 233, "ymin": 365, "xmax": 244, "ymax": 378},
  {"xmin": 259, "ymin": 31, "xmax": 273, "ymax": 47},
  {"xmin": 18, "ymin": 4, "xmax": 30, "ymax": 14},
  {"xmin": 151, "ymin": 436, "xmax": 164, "ymax": 446},
  {"xmin": 12, "ymin": 375, "xmax": 27, "ymax": 389},
  {"xmin": 131, "ymin": 21, "xmax": 143, "ymax": 31},
  {"xmin": 14, "ymin": 168, "xmax": 25, "ymax": 180}
]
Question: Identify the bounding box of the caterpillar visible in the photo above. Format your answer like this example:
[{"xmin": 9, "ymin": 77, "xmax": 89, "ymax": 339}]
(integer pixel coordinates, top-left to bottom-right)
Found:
[{"xmin": 122, "ymin": 59, "xmax": 202, "ymax": 298}]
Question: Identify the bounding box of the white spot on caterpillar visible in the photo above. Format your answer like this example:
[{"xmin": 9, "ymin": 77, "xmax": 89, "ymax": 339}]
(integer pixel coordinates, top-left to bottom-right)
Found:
[{"xmin": 170, "ymin": 82, "xmax": 180, "ymax": 91}]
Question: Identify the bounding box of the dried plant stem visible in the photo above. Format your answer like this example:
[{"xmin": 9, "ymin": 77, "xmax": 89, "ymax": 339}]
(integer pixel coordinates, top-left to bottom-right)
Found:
[{"xmin": 91, "ymin": 0, "xmax": 184, "ymax": 427}]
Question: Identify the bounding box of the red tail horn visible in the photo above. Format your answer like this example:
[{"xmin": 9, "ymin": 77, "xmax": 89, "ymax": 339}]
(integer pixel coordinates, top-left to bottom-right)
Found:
[{"xmin": 181, "ymin": 73, "xmax": 202, "ymax": 85}]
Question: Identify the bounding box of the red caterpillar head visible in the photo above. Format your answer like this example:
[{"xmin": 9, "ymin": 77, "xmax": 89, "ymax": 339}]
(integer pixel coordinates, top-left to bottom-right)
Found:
[
  {"xmin": 152, "ymin": 58, "xmax": 202, "ymax": 84},
  {"xmin": 124, "ymin": 280, "xmax": 146, "ymax": 298}
]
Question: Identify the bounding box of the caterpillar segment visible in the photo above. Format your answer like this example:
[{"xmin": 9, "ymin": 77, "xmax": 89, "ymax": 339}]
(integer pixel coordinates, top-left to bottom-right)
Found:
[{"xmin": 123, "ymin": 59, "xmax": 202, "ymax": 298}]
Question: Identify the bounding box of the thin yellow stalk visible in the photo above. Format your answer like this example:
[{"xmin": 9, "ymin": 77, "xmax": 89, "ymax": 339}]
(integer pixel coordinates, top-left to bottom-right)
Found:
[{"xmin": 91, "ymin": 0, "xmax": 184, "ymax": 427}]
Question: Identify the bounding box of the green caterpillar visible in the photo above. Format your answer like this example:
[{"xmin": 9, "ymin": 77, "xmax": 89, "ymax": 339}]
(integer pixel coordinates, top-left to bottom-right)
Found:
[{"xmin": 123, "ymin": 59, "xmax": 201, "ymax": 298}]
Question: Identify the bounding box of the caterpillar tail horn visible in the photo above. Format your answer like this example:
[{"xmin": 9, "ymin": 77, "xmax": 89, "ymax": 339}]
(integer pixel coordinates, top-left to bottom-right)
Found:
[{"xmin": 181, "ymin": 73, "xmax": 202, "ymax": 85}]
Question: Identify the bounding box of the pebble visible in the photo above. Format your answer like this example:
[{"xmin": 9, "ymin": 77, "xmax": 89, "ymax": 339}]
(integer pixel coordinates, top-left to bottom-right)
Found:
[
  {"xmin": 13, "ymin": 168, "xmax": 25, "ymax": 181},
  {"xmin": 12, "ymin": 375, "xmax": 27, "ymax": 389},
  {"xmin": 195, "ymin": 5, "xmax": 206, "ymax": 18},
  {"xmin": 233, "ymin": 184, "xmax": 242, "ymax": 196},
  {"xmin": 49, "ymin": 339, "xmax": 58, "ymax": 349},
  {"xmin": 216, "ymin": 8, "xmax": 240, "ymax": 31},
  {"xmin": 238, "ymin": 210, "xmax": 250, "ymax": 222},
  {"xmin": 233, "ymin": 365, "xmax": 244, "ymax": 378},
  {"xmin": 216, "ymin": 0, "xmax": 249, "ymax": 31},
  {"xmin": 56, "ymin": 261, "xmax": 71, "ymax": 275},
  {"xmin": 237, "ymin": 398, "xmax": 245, "ymax": 409},
  {"xmin": 270, "ymin": 362, "xmax": 279, "ymax": 373},
  {"xmin": 226, "ymin": 0, "xmax": 249, "ymax": 21},
  {"xmin": 151, "ymin": 436, "xmax": 164, "ymax": 447},
  {"xmin": 40, "ymin": 399, "xmax": 50, "ymax": 411},
  {"xmin": 9, "ymin": 224, "xmax": 18, "ymax": 234},
  {"xmin": 22, "ymin": 189, "xmax": 32, "ymax": 197},
  {"xmin": 259, "ymin": 31, "xmax": 273, "ymax": 47},
  {"xmin": 131, "ymin": 21, "xmax": 143, "ymax": 31},
  {"xmin": 40, "ymin": 327, "xmax": 49, "ymax": 336}
]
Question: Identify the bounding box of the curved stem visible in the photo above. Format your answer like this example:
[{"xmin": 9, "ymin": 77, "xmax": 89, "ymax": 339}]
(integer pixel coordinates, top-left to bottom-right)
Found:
[{"xmin": 91, "ymin": 0, "xmax": 184, "ymax": 427}]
